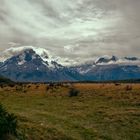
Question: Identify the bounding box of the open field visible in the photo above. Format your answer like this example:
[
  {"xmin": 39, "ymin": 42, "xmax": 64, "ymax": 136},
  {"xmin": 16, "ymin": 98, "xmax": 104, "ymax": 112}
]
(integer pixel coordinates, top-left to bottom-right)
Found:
[{"xmin": 0, "ymin": 83, "xmax": 140, "ymax": 140}]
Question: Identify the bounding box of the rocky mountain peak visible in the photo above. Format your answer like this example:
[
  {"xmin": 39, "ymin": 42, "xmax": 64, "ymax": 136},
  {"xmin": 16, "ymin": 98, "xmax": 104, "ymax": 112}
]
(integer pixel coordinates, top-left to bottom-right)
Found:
[
  {"xmin": 0, "ymin": 46, "xmax": 140, "ymax": 82},
  {"xmin": 95, "ymin": 55, "xmax": 118, "ymax": 64}
]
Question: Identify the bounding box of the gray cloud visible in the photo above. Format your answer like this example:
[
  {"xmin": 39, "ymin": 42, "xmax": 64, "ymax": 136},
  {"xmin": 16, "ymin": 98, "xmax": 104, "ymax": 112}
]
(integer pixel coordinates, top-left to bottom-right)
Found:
[{"xmin": 0, "ymin": 0, "xmax": 140, "ymax": 64}]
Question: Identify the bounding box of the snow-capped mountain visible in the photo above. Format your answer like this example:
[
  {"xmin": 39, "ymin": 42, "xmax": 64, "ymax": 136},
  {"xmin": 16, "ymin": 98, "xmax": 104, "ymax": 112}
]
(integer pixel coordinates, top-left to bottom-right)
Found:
[
  {"xmin": 0, "ymin": 46, "xmax": 140, "ymax": 82},
  {"xmin": 0, "ymin": 46, "xmax": 82, "ymax": 82},
  {"xmin": 0, "ymin": 46, "xmax": 74, "ymax": 67},
  {"xmin": 0, "ymin": 46, "xmax": 57, "ymax": 67},
  {"xmin": 71, "ymin": 64, "xmax": 140, "ymax": 81},
  {"xmin": 94, "ymin": 55, "xmax": 140, "ymax": 66},
  {"xmin": 95, "ymin": 55, "xmax": 118, "ymax": 64},
  {"xmin": 124, "ymin": 57, "xmax": 139, "ymax": 61}
]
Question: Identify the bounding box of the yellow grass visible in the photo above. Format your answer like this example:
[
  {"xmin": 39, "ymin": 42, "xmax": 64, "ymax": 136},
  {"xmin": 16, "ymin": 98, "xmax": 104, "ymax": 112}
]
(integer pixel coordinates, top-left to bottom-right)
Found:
[{"xmin": 0, "ymin": 83, "xmax": 140, "ymax": 140}]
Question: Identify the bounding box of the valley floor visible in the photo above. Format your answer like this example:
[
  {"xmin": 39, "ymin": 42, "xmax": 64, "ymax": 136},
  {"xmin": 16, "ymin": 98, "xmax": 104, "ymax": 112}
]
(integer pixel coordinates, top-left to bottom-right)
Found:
[{"xmin": 0, "ymin": 83, "xmax": 140, "ymax": 140}]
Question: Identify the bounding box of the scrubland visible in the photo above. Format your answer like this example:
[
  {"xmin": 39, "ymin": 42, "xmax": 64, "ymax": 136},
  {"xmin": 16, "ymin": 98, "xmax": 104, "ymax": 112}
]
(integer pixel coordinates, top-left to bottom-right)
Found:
[{"xmin": 0, "ymin": 83, "xmax": 140, "ymax": 140}]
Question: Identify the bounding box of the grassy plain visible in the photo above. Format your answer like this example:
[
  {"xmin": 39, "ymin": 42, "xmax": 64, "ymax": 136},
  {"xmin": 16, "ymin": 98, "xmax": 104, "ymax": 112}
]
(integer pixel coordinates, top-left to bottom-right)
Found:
[{"xmin": 0, "ymin": 83, "xmax": 140, "ymax": 140}]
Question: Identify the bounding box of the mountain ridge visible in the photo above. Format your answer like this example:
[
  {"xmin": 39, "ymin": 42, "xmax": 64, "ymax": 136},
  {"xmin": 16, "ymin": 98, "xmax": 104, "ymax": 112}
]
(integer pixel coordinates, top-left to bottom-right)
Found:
[{"xmin": 0, "ymin": 46, "xmax": 140, "ymax": 82}]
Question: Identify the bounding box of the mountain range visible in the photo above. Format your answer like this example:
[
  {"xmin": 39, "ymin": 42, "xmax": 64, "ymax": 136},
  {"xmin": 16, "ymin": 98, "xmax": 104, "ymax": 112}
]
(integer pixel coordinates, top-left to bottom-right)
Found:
[{"xmin": 0, "ymin": 46, "xmax": 140, "ymax": 82}]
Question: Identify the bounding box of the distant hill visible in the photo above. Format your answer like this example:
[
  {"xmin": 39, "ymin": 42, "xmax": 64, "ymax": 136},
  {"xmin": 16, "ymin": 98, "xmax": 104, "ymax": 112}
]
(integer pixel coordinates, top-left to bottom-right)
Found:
[{"xmin": 0, "ymin": 76, "xmax": 14, "ymax": 84}]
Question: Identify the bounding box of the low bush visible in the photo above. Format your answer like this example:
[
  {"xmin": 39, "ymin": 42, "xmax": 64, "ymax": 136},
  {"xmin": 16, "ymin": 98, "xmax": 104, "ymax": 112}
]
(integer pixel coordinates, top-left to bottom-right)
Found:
[
  {"xmin": 69, "ymin": 88, "xmax": 79, "ymax": 97},
  {"xmin": 0, "ymin": 84, "xmax": 4, "ymax": 88},
  {"xmin": 114, "ymin": 83, "xmax": 121, "ymax": 86},
  {"xmin": 27, "ymin": 85, "xmax": 31, "ymax": 88},
  {"xmin": 36, "ymin": 85, "xmax": 39, "ymax": 89},
  {"xmin": 0, "ymin": 104, "xmax": 18, "ymax": 139},
  {"xmin": 8, "ymin": 83, "xmax": 15, "ymax": 88}
]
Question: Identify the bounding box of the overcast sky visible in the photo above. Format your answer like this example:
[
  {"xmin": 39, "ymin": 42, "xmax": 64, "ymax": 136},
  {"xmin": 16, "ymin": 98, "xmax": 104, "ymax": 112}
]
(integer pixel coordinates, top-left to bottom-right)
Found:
[{"xmin": 0, "ymin": 0, "xmax": 140, "ymax": 63}]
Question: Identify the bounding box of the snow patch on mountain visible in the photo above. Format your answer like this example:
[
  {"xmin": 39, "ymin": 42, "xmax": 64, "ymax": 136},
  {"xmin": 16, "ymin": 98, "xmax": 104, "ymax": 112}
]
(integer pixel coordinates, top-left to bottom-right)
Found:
[
  {"xmin": 0, "ymin": 46, "xmax": 140, "ymax": 67},
  {"xmin": 0, "ymin": 46, "xmax": 52, "ymax": 62},
  {"xmin": 95, "ymin": 55, "xmax": 118, "ymax": 64},
  {"xmin": 18, "ymin": 60, "xmax": 26, "ymax": 65},
  {"xmin": 0, "ymin": 46, "xmax": 71, "ymax": 68},
  {"xmin": 94, "ymin": 55, "xmax": 140, "ymax": 66}
]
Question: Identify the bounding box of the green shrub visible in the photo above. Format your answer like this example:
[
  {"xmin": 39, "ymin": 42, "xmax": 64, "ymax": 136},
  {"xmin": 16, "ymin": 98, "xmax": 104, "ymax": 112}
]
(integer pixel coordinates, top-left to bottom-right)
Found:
[
  {"xmin": 0, "ymin": 104, "xmax": 18, "ymax": 139},
  {"xmin": 69, "ymin": 88, "xmax": 79, "ymax": 97}
]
